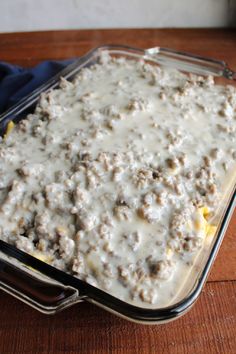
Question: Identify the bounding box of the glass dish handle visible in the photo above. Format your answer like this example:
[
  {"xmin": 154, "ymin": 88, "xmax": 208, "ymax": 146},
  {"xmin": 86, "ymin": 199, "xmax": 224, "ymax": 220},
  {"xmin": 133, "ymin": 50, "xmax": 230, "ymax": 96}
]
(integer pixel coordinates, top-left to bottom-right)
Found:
[
  {"xmin": 145, "ymin": 47, "xmax": 236, "ymax": 79},
  {"xmin": 0, "ymin": 259, "xmax": 81, "ymax": 314}
]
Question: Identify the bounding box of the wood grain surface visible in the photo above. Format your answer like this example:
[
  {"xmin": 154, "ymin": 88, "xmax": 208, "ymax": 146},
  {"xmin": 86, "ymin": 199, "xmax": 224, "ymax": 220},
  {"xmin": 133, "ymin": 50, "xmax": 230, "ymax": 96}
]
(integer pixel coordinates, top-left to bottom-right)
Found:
[{"xmin": 0, "ymin": 28, "xmax": 236, "ymax": 354}]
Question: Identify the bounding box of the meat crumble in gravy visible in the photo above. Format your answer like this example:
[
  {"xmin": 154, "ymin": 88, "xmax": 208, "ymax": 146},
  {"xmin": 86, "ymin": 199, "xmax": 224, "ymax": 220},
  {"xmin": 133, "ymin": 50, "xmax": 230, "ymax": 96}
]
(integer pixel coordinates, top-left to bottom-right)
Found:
[{"xmin": 0, "ymin": 53, "xmax": 235, "ymax": 307}]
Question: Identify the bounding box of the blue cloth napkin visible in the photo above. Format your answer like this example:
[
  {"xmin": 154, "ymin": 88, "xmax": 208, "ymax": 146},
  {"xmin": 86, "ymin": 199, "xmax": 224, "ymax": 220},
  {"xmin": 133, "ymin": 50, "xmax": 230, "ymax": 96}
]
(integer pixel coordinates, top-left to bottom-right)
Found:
[{"xmin": 0, "ymin": 59, "xmax": 75, "ymax": 115}]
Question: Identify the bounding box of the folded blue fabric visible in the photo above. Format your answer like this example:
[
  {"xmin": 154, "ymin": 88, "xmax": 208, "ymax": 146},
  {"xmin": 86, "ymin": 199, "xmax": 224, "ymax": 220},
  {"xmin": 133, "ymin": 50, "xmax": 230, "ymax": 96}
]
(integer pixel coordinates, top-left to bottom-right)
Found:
[{"xmin": 0, "ymin": 59, "xmax": 75, "ymax": 115}]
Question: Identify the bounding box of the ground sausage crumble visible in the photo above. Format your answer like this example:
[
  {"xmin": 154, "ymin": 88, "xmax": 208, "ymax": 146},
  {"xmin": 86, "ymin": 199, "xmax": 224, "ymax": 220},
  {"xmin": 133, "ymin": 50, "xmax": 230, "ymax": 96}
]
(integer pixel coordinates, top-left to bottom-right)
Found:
[{"xmin": 0, "ymin": 53, "xmax": 236, "ymax": 307}]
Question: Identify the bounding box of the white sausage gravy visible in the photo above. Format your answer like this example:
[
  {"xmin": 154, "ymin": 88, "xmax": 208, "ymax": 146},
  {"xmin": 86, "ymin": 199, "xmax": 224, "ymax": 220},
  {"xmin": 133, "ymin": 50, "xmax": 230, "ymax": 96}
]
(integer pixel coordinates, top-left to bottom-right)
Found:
[{"xmin": 0, "ymin": 53, "xmax": 235, "ymax": 307}]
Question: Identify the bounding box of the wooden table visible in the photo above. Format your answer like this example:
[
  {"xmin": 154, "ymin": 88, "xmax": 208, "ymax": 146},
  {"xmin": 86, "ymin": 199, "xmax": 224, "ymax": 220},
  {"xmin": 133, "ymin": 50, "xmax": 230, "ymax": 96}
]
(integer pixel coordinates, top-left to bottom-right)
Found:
[{"xmin": 0, "ymin": 29, "xmax": 236, "ymax": 354}]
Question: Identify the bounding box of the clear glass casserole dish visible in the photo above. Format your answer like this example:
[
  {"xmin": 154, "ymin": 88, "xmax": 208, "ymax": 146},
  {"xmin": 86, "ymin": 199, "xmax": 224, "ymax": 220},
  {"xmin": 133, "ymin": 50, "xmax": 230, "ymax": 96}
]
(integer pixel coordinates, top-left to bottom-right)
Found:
[{"xmin": 0, "ymin": 45, "xmax": 235, "ymax": 324}]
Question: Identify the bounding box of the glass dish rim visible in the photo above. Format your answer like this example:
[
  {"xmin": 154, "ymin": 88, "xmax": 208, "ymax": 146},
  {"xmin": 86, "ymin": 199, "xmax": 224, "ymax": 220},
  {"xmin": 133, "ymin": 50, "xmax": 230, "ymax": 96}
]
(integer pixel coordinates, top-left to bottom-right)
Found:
[{"xmin": 0, "ymin": 44, "xmax": 235, "ymax": 323}]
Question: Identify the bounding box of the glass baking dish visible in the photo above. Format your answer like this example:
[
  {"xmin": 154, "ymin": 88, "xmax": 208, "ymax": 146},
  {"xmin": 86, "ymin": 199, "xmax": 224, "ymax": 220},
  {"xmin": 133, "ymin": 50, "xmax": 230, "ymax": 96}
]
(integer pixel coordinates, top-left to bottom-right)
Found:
[{"xmin": 0, "ymin": 45, "xmax": 235, "ymax": 324}]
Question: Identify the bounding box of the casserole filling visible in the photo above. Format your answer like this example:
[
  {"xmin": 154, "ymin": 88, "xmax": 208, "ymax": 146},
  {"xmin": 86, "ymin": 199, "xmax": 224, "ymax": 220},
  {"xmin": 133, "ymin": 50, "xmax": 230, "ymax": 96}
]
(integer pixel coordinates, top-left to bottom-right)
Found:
[{"xmin": 0, "ymin": 53, "xmax": 235, "ymax": 307}]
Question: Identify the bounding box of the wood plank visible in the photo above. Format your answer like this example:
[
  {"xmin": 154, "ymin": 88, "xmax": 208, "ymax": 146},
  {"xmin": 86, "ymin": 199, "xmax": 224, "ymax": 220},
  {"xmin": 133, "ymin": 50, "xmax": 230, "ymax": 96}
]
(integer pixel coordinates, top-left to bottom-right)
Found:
[
  {"xmin": 0, "ymin": 29, "xmax": 236, "ymax": 67},
  {"xmin": 0, "ymin": 29, "xmax": 235, "ymax": 353},
  {"xmin": 209, "ymin": 208, "xmax": 236, "ymax": 282},
  {"xmin": 0, "ymin": 280, "xmax": 235, "ymax": 354}
]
